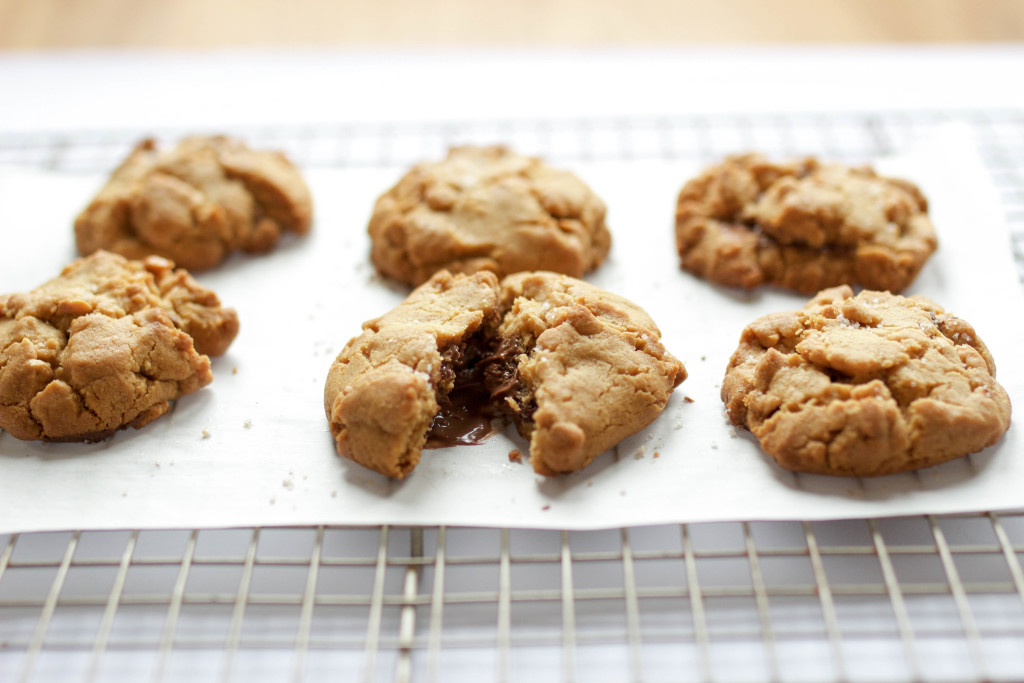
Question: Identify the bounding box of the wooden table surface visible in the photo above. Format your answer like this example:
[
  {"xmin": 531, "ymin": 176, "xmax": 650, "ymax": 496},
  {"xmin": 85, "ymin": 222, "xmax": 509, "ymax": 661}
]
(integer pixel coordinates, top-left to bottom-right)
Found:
[{"xmin": 2, "ymin": 0, "xmax": 1023, "ymax": 49}]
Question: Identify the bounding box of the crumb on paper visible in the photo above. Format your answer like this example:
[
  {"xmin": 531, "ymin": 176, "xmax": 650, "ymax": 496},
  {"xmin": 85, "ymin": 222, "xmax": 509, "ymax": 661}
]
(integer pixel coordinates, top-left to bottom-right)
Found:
[
  {"xmin": 201, "ymin": 429, "xmax": 211, "ymax": 439},
  {"xmin": 683, "ymin": 396, "xmax": 695, "ymax": 403},
  {"xmin": 634, "ymin": 447, "xmax": 645, "ymax": 460},
  {"xmin": 673, "ymin": 421, "xmax": 683, "ymax": 430},
  {"xmin": 508, "ymin": 449, "xmax": 523, "ymax": 463},
  {"xmin": 121, "ymin": 491, "xmax": 127, "ymax": 497},
  {"xmin": 244, "ymin": 419, "xmax": 252, "ymax": 429},
  {"xmin": 282, "ymin": 478, "xmax": 295, "ymax": 491},
  {"xmin": 587, "ymin": 480, "xmax": 594, "ymax": 487},
  {"xmin": 711, "ymin": 441, "xmax": 719, "ymax": 450},
  {"xmin": 620, "ymin": 490, "xmax": 626, "ymax": 496},
  {"xmin": 701, "ymin": 355, "xmax": 707, "ymax": 361},
  {"xmin": 728, "ymin": 428, "xmax": 738, "ymax": 438},
  {"xmin": 331, "ymin": 490, "xmax": 337, "ymax": 498},
  {"xmin": 653, "ymin": 451, "xmax": 661, "ymax": 458},
  {"xmin": 542, "ymin": 504, "xmax": 551, "ymax": 511},
  {"xmin": 154, "ymin": 460, "xmax": 160, "ymax": 468},
  {"xmin": 232, "ymin": 367, "xmax": 238, "ymax": 375},
  {"xmin": 270, "ymin": 497, "xmax": 276, "ymax": 505}
]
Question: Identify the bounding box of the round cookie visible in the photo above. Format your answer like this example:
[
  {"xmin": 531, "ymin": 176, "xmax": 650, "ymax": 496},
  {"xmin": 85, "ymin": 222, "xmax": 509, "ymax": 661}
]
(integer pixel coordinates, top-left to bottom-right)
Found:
[
  {"xmin": 75, "ymin": 135, "xmax": 313, "ymax": 271},
  {"xmin": 675, "ymin": 154, "xmax": 937, "ymax": 294},
  {"xmin": 0, "ymin": 250, "xmax": 239, "ymax": 442},
  {"xmin": 484, "ymin": 272, "xmax": 687, "ymax": 476},
  {"xmin": 722, "ymin": 286, "xmax": 1011, "ymax": 477},
  {"xmin": 324, "ymin": 270, "xmax": 502, "ymax": 479},
  {"xmin": 368, "ymin": 145, "xmax": 611, "ymax": 286}
]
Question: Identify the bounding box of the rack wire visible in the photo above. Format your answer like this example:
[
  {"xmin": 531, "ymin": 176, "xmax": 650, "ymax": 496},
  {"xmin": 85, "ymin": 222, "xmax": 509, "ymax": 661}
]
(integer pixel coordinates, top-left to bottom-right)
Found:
[{"xmin": 1, "ymin": 110, "xmax": 1024, "ymax": 682}]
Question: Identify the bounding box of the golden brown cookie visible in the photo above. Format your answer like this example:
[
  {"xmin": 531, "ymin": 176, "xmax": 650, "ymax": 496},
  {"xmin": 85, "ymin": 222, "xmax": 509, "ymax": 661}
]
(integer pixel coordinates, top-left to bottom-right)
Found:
[
  {"xmin": 324, "ymin": 270, "xmax": 501, "ymax": 479},
  {"xmin": 75, "ymin": 136, "xmax": 313, "ymax": 271},
  {"xmin": 0, "ymin": 251, "xmax": 239, "ymax": 442},
  {"xmin": 368, "ymin": 145, "xmax": 611, "ymax": 286},
  {"xmin": 323, "ymin": 270, "xmax": 686, "ymax": 478},
  {"xmin": 486, "ymin": 272, "xmax": 687, "ymax": 476},
  {"xmin": 722, "ymin": 286, "xmax": 1011, "ymax": 477},
  {"xmin": 675, "ymin": 154, "xmax": 937, "ymax": 293}
]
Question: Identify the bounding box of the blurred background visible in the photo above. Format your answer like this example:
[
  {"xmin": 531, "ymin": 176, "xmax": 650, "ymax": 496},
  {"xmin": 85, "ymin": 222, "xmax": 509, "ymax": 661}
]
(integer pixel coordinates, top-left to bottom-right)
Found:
[{"xmin": 1, "ymin": 0, "xmax": 1023, "ymax": 48}]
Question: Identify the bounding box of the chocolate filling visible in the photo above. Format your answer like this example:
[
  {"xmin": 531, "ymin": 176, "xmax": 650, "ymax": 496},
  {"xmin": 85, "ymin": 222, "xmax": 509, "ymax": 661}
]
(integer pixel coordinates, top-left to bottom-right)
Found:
[
  {"xmin": 424, "ymin": 334, "xmax": 537, "ymax": 448},
  {"xmin": 425, "ymin": 338, "xmax": 500, "ymax": 448}
]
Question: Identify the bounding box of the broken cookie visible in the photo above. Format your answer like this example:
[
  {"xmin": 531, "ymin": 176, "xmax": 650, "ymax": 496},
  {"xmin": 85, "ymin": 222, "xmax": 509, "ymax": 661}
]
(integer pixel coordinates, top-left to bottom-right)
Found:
[
  {"xmin": 368, "ymin": 145, "xmax": 611, "ymax": 286},
  {"xmin": 75, "ymin": 136, "xmax": 313, "ymax": 271},
  {"xmin": 675, "ymin": 154, "xmax": 937, "ymax": 293},
  {"xmin": 0, "ymin": 250, "xmax": 239, "ymax": 441},
  {"xmin": 722, "ymin": 286, "xmax": 1011, "ymax": 476},
  {"xmin": 323, "ymin": 270, "xmax": 686, "ymax": 478}
]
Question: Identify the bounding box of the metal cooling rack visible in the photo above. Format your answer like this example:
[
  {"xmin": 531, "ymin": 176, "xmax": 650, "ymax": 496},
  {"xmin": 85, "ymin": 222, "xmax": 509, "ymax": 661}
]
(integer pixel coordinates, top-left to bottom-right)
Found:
[{"xmin": 2, "ymin": 111, "xmax": 1024, "ymax": 683}]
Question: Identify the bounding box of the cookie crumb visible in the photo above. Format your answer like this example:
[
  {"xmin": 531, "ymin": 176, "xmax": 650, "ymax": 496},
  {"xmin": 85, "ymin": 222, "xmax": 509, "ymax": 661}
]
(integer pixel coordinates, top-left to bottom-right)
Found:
[
  {"xmin": 683, "ymin": 396, "xmax": 695, "ymax": 403},
  {"xmin": 154, "ymin": 460, "xmax": 161, "ymax": 468},
  {"xmin": 587, "ymin": 480, "xmax": 594, "ymax": 487},
  {"xmin": 620, "ymin": 490, "xmax": 626, "ymax": 496},
  {"xmin": 673, "ymin": 421, "xmax": 683, "ymax": 430},
  {"xmin": 634, "ymin": 447, "xmax": 645, "ymax": 460},
  {"xmin": 330, "ymin": 490, "xmax": 338, "ymax": 498},
  {"xmin": 701, "ymin": 355, "xmax": 707, "ymax": 361},
  {"xmin": 244, "ymin": 419, "xmax": 252, "ymax": 429},
  {"xmin": 282, "ymin": 478, "xmax": 294, "ymax": 490},
  {"xmin": 653, "ymin": 451, "xmax": 661, "ymax": 458},
  {"xmin": 508, "ymin": 449, "xmax": 523, "ymax": 463},
  {"xmin": 270, "ymin": 497, "xmax": 276, "ymax": 505},
  {"xmin": 728, "ymin": 428, "xmax": 738, "ymax": 438},
  {"xmin": 711, "ymin": 441, "xmax": 719, "ymax": 450},
  {"xmin": 201, "ymin": 429, "xmax": 211, "ymax": 439}
]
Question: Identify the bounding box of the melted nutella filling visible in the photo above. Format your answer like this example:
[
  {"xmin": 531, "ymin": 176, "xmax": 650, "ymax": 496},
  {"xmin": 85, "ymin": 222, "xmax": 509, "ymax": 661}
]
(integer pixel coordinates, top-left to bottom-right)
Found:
[
  {"xmin": 425, "ymin": 339, "xmax": 499, "ymax": 448},
  {"xmin": 424, "ymin": 335, "xmax": 535, "ymax": 448}
]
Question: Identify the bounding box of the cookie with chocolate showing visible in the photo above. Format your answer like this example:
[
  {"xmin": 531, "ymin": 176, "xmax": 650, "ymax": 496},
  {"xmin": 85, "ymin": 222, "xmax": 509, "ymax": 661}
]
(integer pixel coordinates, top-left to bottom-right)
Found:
[
  {"xmin": 75, "ymin": 136, "xmax": 312, "ymax": 271},
  {"xmin": 323, "ymin": 271, "xmax": 686, "ymax": 478},
  {"xmin": 484, "ymin": 272, "xmax": 687, "ymax": 476},
  {"xmin": 0, "ymin": 250, "xmax": 239, "ymax": 442},
  {"xmin": 368, "ymin": 145, "xmax": 611, "ymax": 286},
  {"xmin": 323, "ymin": 270, "xmax": 502, "ymax": 479},
  {"xmin": 722, "ymin": 286, "xmax": 1011, "ymax": 477},
  {"xmin": 675, "ymin": 153, "xmax": 937, "ymax": 294}
]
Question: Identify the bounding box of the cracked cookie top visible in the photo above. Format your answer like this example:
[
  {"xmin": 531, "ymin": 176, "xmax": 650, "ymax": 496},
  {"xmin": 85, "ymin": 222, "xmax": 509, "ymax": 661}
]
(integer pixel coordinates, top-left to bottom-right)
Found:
[
  {"xmin": 722, "ymin": 286, "xmax": 1011, "ymax": 476},
  {"xmin": 368, "ymin": 145, "xmax": 611, "ymax": 286},
  {"xmin": 75, "ymin": 136, "xmax": 313, "ymax": 271},
  {"xmin": 0, "ymin": 251, "xmax": 239, "ymax": 442},
  {"xmin": 675, "ymin": 154, "xmax": 938, "ymax": 293}
]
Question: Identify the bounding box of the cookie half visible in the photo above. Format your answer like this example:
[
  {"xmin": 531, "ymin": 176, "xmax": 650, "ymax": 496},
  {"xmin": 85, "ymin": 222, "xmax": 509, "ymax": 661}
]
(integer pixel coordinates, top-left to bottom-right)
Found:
[
  {"xmin": 324, "ymin": 270, "xmax": 501, "ymax": 479},
  {"xmin": 485, "ymin": 272, "xmax": 687, "ymax": 475},
  {"xmin": 0, "ymin": 251, "xmax": 239, "ymax": 441},
  {"xmin": 75, "ymin": 136, "xmax": 313, "ymax": 271},
  {"xmin": 675, "ymin": 154, "xmax": 937, "ymax": 293},
  {"xmin": 722, "ymin": 286, "xmax": 1011, "ymax": 476},
  {"xmin": 368, "ymin": 145, "xmax": 611, "ymax": 286}
]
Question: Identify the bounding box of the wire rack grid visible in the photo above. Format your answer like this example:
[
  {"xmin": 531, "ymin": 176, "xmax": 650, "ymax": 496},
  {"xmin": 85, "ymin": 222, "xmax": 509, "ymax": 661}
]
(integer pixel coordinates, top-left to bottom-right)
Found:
[{"xmin": 1, "ymin": 110, "xmax": 1024, "ymax": 683}]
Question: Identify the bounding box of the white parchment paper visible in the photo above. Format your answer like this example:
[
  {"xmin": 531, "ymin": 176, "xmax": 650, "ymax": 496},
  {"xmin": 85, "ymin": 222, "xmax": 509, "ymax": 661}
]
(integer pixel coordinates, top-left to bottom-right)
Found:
[{"xmin": 0, "ymin": 129, "xmax": 1021, "ymax": 533}]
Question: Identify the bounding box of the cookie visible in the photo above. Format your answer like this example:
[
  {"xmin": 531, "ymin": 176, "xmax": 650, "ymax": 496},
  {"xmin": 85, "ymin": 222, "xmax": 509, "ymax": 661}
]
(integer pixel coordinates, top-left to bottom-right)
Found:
[
  {"xmin": 0, "ymin": 250, "xmax": 239, "ymax": 442},
  {"xmin": 368, "ymin": 145, "xmax": 611, "ymax": 286},
  {"xmin": 722, "ymin": 286, "xmax": 1010, "ymax": 477},
  {"xmin": 75, "ymin": 136, "xmax": 313, "ymax": 271},
  {"xmin": 675, "ymin": 154, "xmax": 937, "ymax": 293},
  {"xmin": 323, "ymin": 270, "xmax": 685, "ymax": 478},
  {"xmin": 485, "ymin": 272, "xmax": 687, "ymax": 476},
  {"xmin": 323, "ymin": 270, "xmax": 501, "ymax": 479}
]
